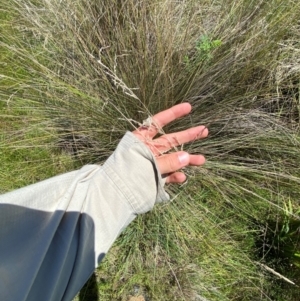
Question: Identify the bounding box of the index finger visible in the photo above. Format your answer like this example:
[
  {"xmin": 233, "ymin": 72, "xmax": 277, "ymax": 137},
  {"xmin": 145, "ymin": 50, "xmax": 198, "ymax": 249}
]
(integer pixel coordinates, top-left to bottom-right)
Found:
[
  {"xmin": 153, "ymin": 102, "xmax": 192, "ymax": 129},
  {"xmin": 135, "ymin": 103, "xmax": 192, "ymax": 138}
]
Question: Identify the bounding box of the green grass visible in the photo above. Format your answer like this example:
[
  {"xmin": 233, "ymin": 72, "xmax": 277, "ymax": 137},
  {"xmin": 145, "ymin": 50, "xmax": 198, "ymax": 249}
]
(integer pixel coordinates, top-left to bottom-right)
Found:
[{"xmin": 1, "ymin": 0, "xmax": 300, "ymax": 300}]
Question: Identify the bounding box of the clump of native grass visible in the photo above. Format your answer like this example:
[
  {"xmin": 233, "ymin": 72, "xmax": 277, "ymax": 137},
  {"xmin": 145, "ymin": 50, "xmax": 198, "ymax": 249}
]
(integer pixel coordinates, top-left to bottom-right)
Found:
[{"xmin": 1, "ymin": 0, "xmax": 300, "ymax": 300}]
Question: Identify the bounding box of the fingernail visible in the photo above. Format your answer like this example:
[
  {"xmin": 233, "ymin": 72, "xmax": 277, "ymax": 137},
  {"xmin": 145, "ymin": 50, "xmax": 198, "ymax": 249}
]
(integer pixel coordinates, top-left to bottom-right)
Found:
[{"xmin": 178, "ymin": 152, "xmax": 189, "ymax": 165}]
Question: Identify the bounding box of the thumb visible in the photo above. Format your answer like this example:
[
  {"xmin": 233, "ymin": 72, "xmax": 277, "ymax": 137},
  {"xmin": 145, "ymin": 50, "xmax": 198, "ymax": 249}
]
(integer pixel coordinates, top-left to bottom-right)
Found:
[{"xmin": 155, "ymin": 152, "xmax": 190, "ymax": 174}]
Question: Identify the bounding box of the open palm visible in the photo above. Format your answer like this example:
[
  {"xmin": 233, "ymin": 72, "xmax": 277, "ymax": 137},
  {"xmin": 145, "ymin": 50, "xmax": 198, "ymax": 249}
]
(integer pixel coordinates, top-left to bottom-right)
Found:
[{"xmin": 133, "ymin": 103, "xmax": 208, "ymax": 183}]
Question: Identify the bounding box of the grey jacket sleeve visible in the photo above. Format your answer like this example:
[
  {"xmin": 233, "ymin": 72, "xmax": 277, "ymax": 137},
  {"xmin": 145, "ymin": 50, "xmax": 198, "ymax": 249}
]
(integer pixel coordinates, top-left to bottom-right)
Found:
[{"xmin": 0, "ymin": 132, "xmax": 169, "ymax": 301}]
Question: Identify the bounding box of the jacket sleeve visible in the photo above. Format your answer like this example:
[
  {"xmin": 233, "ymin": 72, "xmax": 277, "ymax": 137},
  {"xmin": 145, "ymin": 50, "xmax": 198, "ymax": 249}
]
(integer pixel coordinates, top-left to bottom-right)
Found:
[{"xmin": 0, "ymin": 132, "xmax": 169, "ymax": 301}]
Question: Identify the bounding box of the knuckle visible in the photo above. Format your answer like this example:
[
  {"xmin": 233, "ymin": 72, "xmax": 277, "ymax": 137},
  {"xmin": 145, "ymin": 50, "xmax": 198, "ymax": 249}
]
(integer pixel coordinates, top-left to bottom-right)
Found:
[{"xmin": 168, "ymin": 154, "xmax": 180, "ymax": 172}]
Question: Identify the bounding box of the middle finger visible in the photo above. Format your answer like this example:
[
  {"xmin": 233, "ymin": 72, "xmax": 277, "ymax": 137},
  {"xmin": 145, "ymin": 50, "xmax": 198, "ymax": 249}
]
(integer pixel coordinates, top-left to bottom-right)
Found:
[{"xmin": 150, "ymin": 125, "xmax": 208, "ymax": 156}]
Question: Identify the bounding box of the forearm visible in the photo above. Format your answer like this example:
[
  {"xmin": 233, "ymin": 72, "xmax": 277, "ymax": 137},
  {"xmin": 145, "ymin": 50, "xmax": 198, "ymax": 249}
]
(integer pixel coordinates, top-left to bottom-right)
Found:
[{"xmin": 0, "ymin": 132, "xmax": 169, "ymax": 301}]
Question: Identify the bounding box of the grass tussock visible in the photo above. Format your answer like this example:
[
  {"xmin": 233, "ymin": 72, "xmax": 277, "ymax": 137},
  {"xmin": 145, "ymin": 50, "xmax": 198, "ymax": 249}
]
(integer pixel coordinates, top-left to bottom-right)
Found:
[{"xmin": 1, "ymin": 0, "xmax": 300, "ymax": 300}]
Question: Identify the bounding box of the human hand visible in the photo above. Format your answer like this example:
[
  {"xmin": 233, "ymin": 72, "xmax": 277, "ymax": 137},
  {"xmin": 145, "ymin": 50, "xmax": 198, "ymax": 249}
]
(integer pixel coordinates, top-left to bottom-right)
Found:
[{"xmin": 133, "ymin": 103, "xmax": 208, "ymax": 183}]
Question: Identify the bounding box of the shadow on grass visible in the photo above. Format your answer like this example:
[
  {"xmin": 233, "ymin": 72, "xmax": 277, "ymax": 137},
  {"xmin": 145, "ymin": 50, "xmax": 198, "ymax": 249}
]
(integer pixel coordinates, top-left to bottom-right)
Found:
[{"xmin": 79, "ymin": 272, "xmax": 99, "ymax": 301}]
